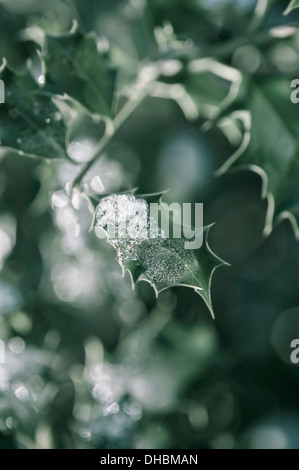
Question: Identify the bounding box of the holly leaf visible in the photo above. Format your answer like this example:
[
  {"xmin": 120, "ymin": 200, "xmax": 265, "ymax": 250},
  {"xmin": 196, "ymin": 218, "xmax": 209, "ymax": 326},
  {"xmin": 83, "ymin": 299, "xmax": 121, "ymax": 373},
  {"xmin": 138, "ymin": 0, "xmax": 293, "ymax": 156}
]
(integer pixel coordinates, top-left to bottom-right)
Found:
[
  {"xmin": 38, "ymin": 22, "xmax": 116, "ymax": 117},
  {"xmin": 284, "ymin": 0, "xmax": 299, "ymax": 15},
  {"xmin": 93, "ymin": 192, "xmax": 227, "ymax": 317},
  {"xmin": 0, "ymin": 60, "xmax": 111, "ymax": 162},
  {"xmin": 0, "ymin": 61, "xmax": 69, "ymax": 160},
  {"xmin": 217, "ymin": 77, "xmax": 299, "ymax": 238}
]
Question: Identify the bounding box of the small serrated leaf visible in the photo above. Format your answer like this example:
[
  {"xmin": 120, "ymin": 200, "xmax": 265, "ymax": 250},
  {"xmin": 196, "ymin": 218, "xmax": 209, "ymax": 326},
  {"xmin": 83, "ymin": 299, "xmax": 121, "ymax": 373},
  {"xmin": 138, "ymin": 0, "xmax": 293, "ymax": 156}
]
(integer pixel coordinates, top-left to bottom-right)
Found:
[{"xmin": 93, "ymin": 193, "xmax": 227, "ymax": 317}]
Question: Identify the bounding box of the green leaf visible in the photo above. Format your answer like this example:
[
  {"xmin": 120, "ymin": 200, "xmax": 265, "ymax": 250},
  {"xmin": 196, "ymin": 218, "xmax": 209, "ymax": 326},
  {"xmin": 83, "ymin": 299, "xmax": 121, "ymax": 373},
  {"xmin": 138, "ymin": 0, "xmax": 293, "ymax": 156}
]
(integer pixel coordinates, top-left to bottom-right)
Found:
[
  {"xmin": 39, "ymin": 23, "xmax": 116, "ymax": 117},
  {"xmin": 217, "ymin": 77, "xmax": 299, "ymax": 238},
  {"xmin": 94, "ymin": 193, "xmax": 227, "ymax": 317},
  {"xmin": 0, "ymin": 61, "xmax": 110, "ymax": 162},
  {"xmin": 0, "ymin": 62, "xmax": 69, "ymax": 160},
  {"xmin": 284, "ymin": 0, "xmax": 299, "ymax": 15}
]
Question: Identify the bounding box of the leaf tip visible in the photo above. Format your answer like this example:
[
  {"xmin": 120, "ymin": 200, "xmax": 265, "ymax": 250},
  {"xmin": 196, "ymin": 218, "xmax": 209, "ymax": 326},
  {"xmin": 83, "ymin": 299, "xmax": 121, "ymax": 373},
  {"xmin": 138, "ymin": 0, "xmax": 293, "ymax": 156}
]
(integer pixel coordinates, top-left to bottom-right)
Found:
[{"xmin": 0, "ymin": 58, "xmax": 7, "ymax": 73}]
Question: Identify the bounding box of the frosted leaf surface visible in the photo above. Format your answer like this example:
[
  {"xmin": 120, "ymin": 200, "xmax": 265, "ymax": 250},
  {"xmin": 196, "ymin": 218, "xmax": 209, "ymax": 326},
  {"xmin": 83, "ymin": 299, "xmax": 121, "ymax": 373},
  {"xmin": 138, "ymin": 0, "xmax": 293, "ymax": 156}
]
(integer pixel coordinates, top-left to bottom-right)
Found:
[{"xmin": 95, "ymin": 194, "xmax": 227, "ymax": 316}]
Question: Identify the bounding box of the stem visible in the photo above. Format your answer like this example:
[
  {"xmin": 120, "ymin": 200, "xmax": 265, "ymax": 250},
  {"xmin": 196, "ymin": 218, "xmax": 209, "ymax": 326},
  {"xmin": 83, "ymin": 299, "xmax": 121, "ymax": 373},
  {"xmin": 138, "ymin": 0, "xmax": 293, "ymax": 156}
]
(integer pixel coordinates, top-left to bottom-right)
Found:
[
  {"xmin": 247, "ymin": 0, "xmax": 270, "ymax": 33},
  {"xmin": 71, "ymin": 84, "xmax": 150, "ymax": 190},
  {"xmin": 202, "ymin": 30, "xmax": 272, "ymax": 59},
  {"xmin": 201, "ymin": 21, "xmax": 299, "ymax": 59}
]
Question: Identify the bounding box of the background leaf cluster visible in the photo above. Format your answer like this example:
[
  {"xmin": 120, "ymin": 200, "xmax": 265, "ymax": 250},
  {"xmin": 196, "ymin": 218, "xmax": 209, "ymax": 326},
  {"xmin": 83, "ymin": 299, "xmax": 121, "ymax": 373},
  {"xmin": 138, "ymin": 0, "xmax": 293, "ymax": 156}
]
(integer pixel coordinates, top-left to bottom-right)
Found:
[{"xmin": 0, "ymin": 0, "xmax": 299, "ymax": 449}]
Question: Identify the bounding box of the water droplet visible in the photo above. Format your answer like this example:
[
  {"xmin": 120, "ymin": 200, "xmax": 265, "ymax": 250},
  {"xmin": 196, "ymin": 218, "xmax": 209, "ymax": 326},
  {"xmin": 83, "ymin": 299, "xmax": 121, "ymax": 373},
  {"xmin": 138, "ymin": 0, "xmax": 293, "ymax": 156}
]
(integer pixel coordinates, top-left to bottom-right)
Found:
[
  {"xmin": 12, "ymin": 382, "xmax": 30, "ymax": 401},
  {"xmin": 5, "ymin": 417, "xmax": 14, "ymax": 429},
  {"xmin": 8, "ymin": 337, "xmax": 25, "ymax": 354},
  {"xmin": 97, "ymin": 36, "xmax": 110, "ymax": 53},
  {"xmin": 92, "ymin": 383, "xmax": 113, "ymax": 404},
  {"xmin": 38, "ymin": 75, "xmax": 46, "ymax": 85},
  {"xmin": 91, "ymin": 175, "xmax": 105, "ymax": 193},
  {"xmin": 67, "ymin": 140, "xmax": 95, "ymax": 163},
  {"xmin": 106, "ymin": 402, "xmax": 119, "ymax": 415},
  {"xmin": 72, "ymin": 194, "xmax": 82, "ymax": 210},
  {"xmin": 79, "ymin": 427, "xmax": 91, "ymax": 440},
  {"xmin": 124, "ymin": 401, "xmax": 142, "ymax": 420},
  {"xmin": 51, "ymin": 191, "xmax": 69, "ymax": 209}
]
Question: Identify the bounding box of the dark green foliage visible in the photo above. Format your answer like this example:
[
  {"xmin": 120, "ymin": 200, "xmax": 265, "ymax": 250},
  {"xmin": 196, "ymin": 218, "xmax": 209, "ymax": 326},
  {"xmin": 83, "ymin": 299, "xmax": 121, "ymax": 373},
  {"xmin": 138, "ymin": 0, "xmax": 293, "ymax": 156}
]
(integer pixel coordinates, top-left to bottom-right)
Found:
[{"xmin": 0, "ymin": 0, "xmax": 299, "ymax": 450}]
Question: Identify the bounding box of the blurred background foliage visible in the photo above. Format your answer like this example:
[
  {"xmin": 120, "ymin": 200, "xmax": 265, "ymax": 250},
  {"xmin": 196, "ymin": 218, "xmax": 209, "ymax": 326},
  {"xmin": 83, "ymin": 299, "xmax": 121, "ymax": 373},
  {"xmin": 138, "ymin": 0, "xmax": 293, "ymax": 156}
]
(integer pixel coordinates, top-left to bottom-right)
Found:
[{"xmin": 0, "ymin": 0, "xmax": 299, "ymax": 450}]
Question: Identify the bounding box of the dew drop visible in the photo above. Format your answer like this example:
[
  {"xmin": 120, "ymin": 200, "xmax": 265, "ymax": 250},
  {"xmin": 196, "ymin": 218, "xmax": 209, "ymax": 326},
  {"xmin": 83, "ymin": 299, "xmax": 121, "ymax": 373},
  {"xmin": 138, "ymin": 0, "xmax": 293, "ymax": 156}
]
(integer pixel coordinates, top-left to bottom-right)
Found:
[
  {"xmin": 106, "ymin": 402, "xmax": 120, "ymax": 415},
  {"xmin": 12, "ymin": 382, "xmax": 30, "ymax": 401},
  {"xmin": 5, "ymin": 417, "xmax": 14, "ymax": 429},
  {"xmin": 8, "ymin": 337, "xmax": 25, "ymax": 354},
  {"xmin": 54, "ymin": 112, "xmax": 62, "ymax": 121},
  {"xmin": 51, "ymin": 190, "xmax": 69, "ymax": 209},
  {"xmin": 38, "ymin": 75, "xmax": 46, "ymax": 85},
  {"xmin": 91, "ymin": 175, "xmax": 105, "ymax": 193},
  {"xmin": 79, "ymin": 427, "xmax": 92, "ymax": 440},
  {"xmin": 67, "ymin": 140, "xmax": 95, "ymax": 163}
]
